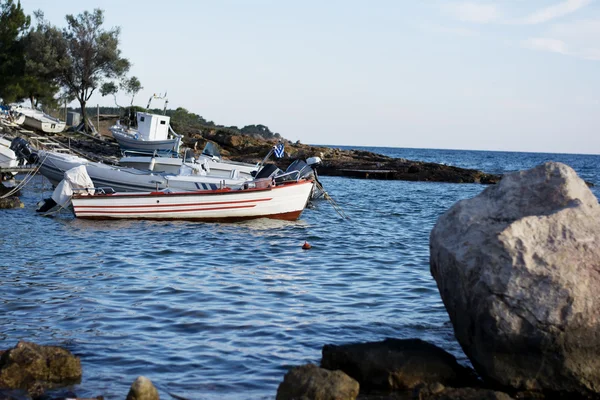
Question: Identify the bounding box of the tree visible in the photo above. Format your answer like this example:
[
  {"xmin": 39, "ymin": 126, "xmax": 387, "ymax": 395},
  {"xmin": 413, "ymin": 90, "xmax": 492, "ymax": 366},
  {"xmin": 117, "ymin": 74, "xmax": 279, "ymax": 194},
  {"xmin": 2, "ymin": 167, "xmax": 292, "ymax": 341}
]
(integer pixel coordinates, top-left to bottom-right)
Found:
[
  {"xmin": 100, "ymin": 76, "xmax": 142, "ymax": 127},
  {"xmin": 0, "ymin": 0, "xmax": 30, "ymax": 103},
  {"xmin": 100, "ymin": 76, "xmax": 142, "ymax": 108},
  {"xmin": 56, "ymin": 9, "xmax": 130, "ymax": 132},
  {"xmin": 19, "ymin": 11, "xmax": 66, "ymax": 108}
]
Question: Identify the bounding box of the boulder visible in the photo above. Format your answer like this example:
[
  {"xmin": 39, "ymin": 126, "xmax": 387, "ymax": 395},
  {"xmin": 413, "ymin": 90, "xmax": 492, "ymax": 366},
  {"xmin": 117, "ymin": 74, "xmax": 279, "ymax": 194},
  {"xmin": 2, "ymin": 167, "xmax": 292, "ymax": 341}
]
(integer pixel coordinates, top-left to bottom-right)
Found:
[
  {"xmin": 126, "ymin": 376, "xmax": 159, "ymax": 400},
  {"xmin": 276, "ymin": 364, "xmax": 359, "ymax": 400},
  {"xmin": 321, "ymin": 339, "xmax": 478, "ymax": 391},
  {"xmin": 0, "ymin": 197, "xmax": 23, "ymax": 209},
  {"xmin": 430, "ymin": 162, "xmax": 600, "ymax": 396},
  {"xmin": 0, "ymin": 341, "xmax": 81, "ymax": 390}
]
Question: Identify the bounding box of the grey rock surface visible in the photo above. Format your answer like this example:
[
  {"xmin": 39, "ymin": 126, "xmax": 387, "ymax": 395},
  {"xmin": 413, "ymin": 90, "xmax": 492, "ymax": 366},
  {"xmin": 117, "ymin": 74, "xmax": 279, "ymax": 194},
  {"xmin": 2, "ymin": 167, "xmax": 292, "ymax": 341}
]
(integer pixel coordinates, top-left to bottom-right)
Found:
[{"xmin": 430, "ymin": 162, "xmax": 600, "ymax": 396}]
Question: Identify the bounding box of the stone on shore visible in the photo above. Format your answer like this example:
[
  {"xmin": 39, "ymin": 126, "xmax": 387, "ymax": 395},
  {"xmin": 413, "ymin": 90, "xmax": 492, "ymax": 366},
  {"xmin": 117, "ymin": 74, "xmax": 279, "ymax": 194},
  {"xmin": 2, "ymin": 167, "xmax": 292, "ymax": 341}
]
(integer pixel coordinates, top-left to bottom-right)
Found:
[
  {"xmin": 321, "ymin": 339, "xmax": 478, "ymax": 391},
  {"xmin": 0, "ymin": 196, "xmax": 23, "ymax": 209},
  {"xmin": 276, "ymin": 364, "xmax": 359, "ymax": 400},
  {"xmin": 0, "ymin": 340, "xmax": 81, "ymax": 390},
  {"xmin": 430, "ymin": 162, "xmax": 600, "ymax": 396},
  {"xmin": 126, "ymin": 376, "xmax": 159, "ymax": 400}
]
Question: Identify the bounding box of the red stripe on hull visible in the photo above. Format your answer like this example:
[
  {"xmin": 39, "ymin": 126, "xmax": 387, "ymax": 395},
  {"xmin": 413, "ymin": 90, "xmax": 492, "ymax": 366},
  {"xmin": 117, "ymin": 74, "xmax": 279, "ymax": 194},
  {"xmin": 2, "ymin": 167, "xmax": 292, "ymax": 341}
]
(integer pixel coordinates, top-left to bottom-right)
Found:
[
  {"xmin": 74, "ymin": 204, "xmax": 256, "ymax": 215},
  {"xmin": 73, "ymin": 197, "xmax": 272, "ymax": 209}
]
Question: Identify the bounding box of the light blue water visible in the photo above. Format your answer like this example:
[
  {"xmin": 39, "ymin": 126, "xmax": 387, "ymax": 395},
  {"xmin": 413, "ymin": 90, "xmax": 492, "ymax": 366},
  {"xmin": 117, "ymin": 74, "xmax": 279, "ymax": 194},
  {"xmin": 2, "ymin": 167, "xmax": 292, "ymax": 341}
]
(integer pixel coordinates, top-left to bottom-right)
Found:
[{"xmin": 1, "ymin": 148, "xmax": 599, "ymax": 399}]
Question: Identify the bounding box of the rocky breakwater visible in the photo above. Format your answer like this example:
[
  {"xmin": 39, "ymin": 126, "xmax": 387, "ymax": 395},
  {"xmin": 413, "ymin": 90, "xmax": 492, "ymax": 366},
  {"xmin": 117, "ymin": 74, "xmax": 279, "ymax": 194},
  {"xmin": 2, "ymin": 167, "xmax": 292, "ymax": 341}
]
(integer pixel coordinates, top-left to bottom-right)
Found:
[
  {"xmin": 190, "ymin": 132, "xmax": 500, "ymax": 184},
  {"xmin": 430, "ymin": 162, "xmax": 600, "ymax": 397}
]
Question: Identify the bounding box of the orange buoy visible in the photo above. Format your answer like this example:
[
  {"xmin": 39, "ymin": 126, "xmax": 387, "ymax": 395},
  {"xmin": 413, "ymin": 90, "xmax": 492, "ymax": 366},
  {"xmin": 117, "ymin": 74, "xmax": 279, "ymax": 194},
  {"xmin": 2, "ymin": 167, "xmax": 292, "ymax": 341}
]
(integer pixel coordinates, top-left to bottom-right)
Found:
[{"xmin": 302, "ymin": 241, "xmax": 312, "ymax": 250}]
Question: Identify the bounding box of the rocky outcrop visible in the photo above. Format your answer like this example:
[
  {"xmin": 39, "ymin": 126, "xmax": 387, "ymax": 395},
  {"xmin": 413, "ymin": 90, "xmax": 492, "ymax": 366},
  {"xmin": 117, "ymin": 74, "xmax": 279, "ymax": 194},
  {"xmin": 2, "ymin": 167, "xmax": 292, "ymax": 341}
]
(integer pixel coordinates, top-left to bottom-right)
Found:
[
  {"xmin": 126, "ymin": 376, "xmax": 160, "ymax": 400},
  {"xmin": 0, "ymin": 341, "xmax": 82, "ymax": 391},
  {"xmin": 3, "ymin": 119, "xmax": 500, "ymax": 185},
  {"xmin": 321, "ymin": 339, "xmax": 478, "ymax": 392},
  {"xmin": 276, "ymin": 364, "xmax": 359, "ymax": 400},
  {"xmin": 0, "ymin": 196, "xmax": 23, "ymax": 209},
  {"xmin": 430, "ymin": 162, "xmax": 600, "ymax": 396}
]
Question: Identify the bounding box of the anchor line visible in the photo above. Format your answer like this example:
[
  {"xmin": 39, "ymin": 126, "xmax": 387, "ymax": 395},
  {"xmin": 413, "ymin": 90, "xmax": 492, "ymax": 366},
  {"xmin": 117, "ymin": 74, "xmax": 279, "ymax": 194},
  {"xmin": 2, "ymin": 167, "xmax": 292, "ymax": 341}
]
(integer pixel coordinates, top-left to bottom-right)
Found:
[{"xmin": 0, "ymin": 153, "xmax": 49, "ymax": 199}]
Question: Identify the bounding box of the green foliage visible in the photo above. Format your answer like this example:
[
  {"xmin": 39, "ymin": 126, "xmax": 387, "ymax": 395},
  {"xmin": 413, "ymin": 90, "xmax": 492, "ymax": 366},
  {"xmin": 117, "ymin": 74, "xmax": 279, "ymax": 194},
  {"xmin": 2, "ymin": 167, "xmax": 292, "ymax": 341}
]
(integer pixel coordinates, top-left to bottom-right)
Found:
[
  {"xmin": 0, "ymin": 0, "xmax": 30, "ymax": 103},
  {"xmin": 57, "ymin": 8, "xmax": 130, "ymax": 130},
  {"xmin": 241, "ymin": 124, "xmax": 281, "ymax": 139},
  {"xmin": 100, "ymin": 76, "xmax": 143, "ymax": 107},
  {"xmin": 18, "ymin": 11, "xmax": 66, "ymax": 108}
]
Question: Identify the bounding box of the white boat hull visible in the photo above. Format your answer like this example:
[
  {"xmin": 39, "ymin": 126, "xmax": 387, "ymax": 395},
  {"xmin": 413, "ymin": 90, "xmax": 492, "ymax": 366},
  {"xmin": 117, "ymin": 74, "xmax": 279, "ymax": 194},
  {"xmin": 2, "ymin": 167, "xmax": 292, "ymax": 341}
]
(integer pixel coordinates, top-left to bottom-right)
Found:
[
  {"xmin": 37, "ymin": 150, "xmax": 248, "ymax": 193},
  {"xmin": 72, "ymin": 180, "xmax": 314, "ymax": 221},
  {"xmin": 119, "ymin": 155, "xmax": 257, "ymax": 179},
  {"xmin": 23, "ymin": 115, "xmax": 66, "ymax": 133},
  {"xmin": 112, "ymin": 130, "xmax": 179, "ymax": 153},
  {"xmin": 0, "ymin": 138, "xmax": 18, "ymax": 171}
]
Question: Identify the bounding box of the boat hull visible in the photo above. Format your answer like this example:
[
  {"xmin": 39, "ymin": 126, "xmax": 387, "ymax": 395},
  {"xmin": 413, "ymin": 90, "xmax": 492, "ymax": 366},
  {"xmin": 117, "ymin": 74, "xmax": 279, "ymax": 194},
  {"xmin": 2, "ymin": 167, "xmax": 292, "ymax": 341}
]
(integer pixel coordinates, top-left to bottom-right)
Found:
[
  {"xmin": 112, "ymin": 130, "xmax": 178, "ymax": 153},
  {"xmin": 23, "ymin": 116, "xmax": 66, "ymax": 133},
  {"xmin": 37, "ymin": 151, "xmax": 248, "ymax": 193},
  {"xmin": 0, "ymin": 138, "xmax": 18, "ymax": 171},
  {"xmin": 119, "ymin": 155, "xmax": 257, "ymax": 179},
  {"xmin": 72, "ymin": 180, "xmax": 314, "ymax": 221}
]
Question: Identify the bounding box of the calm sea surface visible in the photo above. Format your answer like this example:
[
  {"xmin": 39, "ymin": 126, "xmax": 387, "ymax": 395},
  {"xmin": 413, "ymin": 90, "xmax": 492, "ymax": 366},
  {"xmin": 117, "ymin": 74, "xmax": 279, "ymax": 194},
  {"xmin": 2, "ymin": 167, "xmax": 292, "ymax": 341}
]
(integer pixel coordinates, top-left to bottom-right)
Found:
[{"xmin": 1, "ymin": 147, "xmax": 599, "ymax": 399}]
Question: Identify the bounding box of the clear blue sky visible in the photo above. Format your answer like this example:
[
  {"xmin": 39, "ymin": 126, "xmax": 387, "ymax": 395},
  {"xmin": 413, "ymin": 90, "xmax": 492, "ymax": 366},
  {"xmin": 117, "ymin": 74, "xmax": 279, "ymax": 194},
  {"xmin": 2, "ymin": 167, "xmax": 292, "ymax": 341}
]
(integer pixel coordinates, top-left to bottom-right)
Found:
[{"xmin": 19, "ymin": 0, "xmax": 600, "ymax": 154}]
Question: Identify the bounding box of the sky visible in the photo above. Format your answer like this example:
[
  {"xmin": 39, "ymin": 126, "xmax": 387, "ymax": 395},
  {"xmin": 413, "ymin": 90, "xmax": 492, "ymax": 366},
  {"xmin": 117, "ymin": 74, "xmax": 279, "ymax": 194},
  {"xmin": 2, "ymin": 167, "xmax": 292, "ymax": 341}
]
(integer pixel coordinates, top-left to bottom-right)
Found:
[{"xmin": 16, "ymin": 0, "xmax": 600, "ymax": 154}]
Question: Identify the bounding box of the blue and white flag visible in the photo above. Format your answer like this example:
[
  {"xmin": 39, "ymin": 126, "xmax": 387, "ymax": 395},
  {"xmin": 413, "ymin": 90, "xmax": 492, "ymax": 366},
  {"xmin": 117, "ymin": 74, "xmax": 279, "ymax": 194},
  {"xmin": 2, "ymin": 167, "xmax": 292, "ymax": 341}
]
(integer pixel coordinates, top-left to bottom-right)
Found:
[{"xmin": 274, "ymin": 143, "xmax": 285, "ymax": 158}]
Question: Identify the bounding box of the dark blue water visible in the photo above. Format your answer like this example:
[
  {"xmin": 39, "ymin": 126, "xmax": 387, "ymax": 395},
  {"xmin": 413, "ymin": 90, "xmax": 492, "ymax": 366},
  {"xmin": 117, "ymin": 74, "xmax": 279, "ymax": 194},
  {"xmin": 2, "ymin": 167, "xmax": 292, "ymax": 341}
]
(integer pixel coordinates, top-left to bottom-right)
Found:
[{"xmin": 1, "ymin": 147, "xmax": 599, "ymax": 399}]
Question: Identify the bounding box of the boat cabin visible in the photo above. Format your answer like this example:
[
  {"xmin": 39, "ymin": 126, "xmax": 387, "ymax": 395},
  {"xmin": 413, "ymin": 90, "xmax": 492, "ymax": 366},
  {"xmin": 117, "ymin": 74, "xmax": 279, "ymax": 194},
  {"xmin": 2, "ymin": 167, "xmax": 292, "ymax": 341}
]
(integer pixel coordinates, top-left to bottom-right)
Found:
[{"xmin": 136, "ymin": 112, "xmax": 170, "ymax": 141}]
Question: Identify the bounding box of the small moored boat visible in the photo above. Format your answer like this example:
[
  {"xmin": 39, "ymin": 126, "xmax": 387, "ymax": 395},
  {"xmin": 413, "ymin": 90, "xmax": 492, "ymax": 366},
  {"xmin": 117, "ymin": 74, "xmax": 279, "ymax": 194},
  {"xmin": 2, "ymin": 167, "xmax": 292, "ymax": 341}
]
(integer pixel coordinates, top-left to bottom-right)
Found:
[
  {"xmin": 110, "ymin": 97, "xmax": 181, "ymax": 155},
  {"xmin": 71, "ymin": 179, "xmax": 314, "ymax": 221}
]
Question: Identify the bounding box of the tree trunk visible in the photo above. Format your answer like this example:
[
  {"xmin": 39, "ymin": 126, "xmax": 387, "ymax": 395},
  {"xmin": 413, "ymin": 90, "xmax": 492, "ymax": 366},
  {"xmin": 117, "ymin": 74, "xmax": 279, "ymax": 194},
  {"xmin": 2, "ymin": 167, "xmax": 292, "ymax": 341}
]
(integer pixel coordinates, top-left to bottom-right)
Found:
[
  {"xmin": 79, "ymin": 100, "xmax": 89, "ymax": 132},
  {"xmin": 29, "ymin": 96, "xmax": 35, "ymax": 109}
]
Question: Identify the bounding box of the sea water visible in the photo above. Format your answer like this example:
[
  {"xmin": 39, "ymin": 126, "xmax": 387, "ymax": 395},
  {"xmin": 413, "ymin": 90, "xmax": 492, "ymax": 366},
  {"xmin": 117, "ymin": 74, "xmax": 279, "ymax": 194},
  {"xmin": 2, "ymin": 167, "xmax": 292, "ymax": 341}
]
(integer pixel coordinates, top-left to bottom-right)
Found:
[{"xmin": 1, "ymin": 147, "xmax": 599, "ymax": 399}]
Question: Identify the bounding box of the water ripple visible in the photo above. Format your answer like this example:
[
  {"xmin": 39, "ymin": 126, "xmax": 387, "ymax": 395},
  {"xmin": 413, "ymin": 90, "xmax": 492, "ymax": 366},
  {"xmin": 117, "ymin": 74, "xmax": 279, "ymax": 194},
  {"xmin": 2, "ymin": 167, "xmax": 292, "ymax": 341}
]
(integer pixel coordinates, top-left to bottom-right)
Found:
[{"xmin": 2, "ymin": 149, "xmax": 599, "ymax": 400}]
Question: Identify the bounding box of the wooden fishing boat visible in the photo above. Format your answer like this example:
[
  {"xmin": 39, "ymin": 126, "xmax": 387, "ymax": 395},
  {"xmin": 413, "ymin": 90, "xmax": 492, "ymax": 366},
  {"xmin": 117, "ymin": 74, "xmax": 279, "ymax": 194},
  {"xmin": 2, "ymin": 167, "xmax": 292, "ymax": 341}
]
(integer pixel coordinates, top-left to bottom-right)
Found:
[
  {"xmin": 110, "ymin": 111, "xmax": 180, "ymax": 155},
  {"xmin": 71, "ymin": 179, "xmax": 314, "ymax": 221}
]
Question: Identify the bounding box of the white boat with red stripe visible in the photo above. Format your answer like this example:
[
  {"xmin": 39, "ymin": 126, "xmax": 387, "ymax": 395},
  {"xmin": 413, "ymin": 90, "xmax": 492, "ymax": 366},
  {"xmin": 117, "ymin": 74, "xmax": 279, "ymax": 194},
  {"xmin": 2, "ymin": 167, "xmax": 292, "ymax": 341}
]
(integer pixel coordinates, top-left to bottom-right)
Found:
[{"xmin": 71, "ymin": 178, "xmax": 314, "ymax": 221}]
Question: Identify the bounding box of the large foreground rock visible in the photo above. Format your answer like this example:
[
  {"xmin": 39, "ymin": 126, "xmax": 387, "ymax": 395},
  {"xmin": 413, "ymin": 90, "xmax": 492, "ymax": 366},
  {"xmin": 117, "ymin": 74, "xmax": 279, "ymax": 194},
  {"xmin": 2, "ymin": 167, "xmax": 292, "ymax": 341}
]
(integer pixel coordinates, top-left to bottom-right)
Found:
[
  {"xmin": 0, "ymin": 341, "xmax": 81, "ymax": 390},
  {"xmin": 430, "ymin": 162, "xmax": 600, "ymax": 396},
  {"xmin": 277, "ymin": 364, "xmax": 359, "ymax": 400},
  {"xmin": 321, "ymin": 339, "xmax": 477, "ymax": 391}
]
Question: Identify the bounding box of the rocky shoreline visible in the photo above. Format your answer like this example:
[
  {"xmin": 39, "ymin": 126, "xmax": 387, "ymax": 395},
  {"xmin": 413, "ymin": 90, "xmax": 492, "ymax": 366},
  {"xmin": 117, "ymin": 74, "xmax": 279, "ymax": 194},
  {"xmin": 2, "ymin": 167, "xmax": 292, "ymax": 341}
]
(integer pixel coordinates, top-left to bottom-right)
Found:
[{"xmin": 0, "ymin": 120, "xmax": 501, "ymax": 185}]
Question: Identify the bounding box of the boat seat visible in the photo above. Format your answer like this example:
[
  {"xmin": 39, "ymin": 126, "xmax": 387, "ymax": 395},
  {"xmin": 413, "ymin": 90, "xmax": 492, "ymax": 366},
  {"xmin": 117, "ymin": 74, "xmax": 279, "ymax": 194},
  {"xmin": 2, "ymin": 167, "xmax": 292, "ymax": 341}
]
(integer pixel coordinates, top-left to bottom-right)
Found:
[{"xmin": 230, "ymin": 169, "xmax": 239, "ymax": 179}]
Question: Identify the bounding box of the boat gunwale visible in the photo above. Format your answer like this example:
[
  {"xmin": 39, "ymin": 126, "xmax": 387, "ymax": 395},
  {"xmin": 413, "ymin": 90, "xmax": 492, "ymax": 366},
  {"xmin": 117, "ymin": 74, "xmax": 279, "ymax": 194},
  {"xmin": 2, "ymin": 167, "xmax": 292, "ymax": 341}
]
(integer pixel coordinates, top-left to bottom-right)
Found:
[{"xmin": 72, "ymin": 179, "xmax": 313, "ymax": 200}]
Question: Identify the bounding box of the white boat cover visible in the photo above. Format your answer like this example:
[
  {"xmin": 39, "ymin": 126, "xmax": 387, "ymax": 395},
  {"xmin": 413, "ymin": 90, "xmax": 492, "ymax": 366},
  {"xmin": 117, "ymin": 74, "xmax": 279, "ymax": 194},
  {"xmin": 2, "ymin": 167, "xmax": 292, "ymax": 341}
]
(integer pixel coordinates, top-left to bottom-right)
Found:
[{"xmin": 52, "ymin": 165, "xmax": 95, "ymax": 207}]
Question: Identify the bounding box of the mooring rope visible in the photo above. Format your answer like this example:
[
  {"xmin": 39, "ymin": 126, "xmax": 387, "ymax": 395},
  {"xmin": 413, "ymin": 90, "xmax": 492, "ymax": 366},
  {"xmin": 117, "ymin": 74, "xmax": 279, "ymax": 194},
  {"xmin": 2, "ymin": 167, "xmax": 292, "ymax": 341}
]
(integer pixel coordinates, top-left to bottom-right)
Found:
[
  {"xmin": 0, "ymin": 153, "xmax": 49, "ymax": 199},
  {"xmin": 315, "ymin": 181, "xmax": 350, "ymax": 220}
]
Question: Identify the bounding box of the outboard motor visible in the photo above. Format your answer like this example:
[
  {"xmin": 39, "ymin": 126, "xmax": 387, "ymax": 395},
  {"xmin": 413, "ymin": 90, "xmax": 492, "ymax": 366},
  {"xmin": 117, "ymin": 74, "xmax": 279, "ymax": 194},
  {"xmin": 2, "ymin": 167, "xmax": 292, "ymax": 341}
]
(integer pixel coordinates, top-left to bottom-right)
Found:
[
  {"xmin": 10, "ymin": 137, "xmax": 38, "ymax": 165},
  {"xmin": 306, "ymin": 156, "xmax": 322, "ymax": 168}
]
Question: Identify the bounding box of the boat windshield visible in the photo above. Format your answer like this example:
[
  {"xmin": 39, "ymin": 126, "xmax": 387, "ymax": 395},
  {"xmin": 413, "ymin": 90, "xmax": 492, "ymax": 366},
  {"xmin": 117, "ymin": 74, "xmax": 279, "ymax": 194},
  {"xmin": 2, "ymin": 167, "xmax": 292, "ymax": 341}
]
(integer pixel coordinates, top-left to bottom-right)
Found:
[
  {"xmin": 202, "ymin": 142, "xmax": 221, "ymax": 159},
  {"xmin": 286, "ymin": 159, "xmax": 309, "ymax": 174}
]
